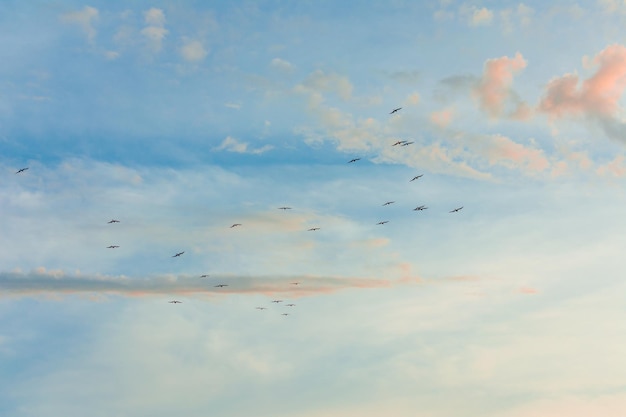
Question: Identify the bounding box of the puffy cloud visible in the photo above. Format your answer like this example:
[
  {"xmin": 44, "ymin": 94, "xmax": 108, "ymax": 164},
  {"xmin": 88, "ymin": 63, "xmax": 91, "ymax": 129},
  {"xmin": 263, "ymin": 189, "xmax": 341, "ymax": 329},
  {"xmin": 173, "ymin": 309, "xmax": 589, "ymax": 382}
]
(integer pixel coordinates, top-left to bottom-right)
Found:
[
  {"xmin": 141, "ymin": 8, "xmax": 168, "ymax": 53},
  {"xmin": 539, "ymin": 44, "xmax": 626, "ymax": 119},
  {"xmin": 60, "ymin": 6, "xmax": 99, "ymax": 44},
  {"xmin": 297, "ymin": 70, "xmax": 353, "ymax": 101},
  {"xmin": 470, "ymin": 7, "xmax": 494, "ymax": 26},
  {"xmin": 180, "ymin": 39, "xmax": 208, "ymax": 62},
  {"xmin": 474, "ymin": 52, "xmax": 528, "ymax": 118},
  {"xmin": 430, "ymin": 107, "xmax": 454, "ymax": 128}
]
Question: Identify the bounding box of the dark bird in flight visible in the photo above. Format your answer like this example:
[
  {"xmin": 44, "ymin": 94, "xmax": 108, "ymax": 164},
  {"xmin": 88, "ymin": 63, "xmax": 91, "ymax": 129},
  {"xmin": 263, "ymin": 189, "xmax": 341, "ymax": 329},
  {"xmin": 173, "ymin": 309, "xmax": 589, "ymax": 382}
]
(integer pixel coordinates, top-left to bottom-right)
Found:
[
  {"xmin": 200, "ymin": 274, "xmax": 209, "ymax": 278},
  {"xmin": 307, "ymin": 227, "xmax": 320, "ymax": 231},
  {"xmin": 401, "ymin": 141, "xmax": 414, "ymax": 146},
  {"xmin": 169, "ymin": 300, "xmax": 182, "ymax": 304},
  {"xmin": 15, "ymin": 167, "xmax": 29, "ymax": 174},
  {"xmin": 278, "ymin": 207, "xmax": 292, "ymax": 210},
  {"xmin": 377, "ymin": 221, "xmax": 389, "ymax": 225},
  {"xmin": 410, "ymin": 175, "xmax": 423, "ymax": 182},
  {"xmin": 382, "ymin": 201, "xmax": 395, "ymax": 206},
  {"xmin": 413, "ymin": 205, "xmax": 427, "ymax": 211},
  {"xmin": 106, "ymin": 245, "xmax": 120, "ymax": 249},
  {"xmin": 291, "ymin": 282, "xmax": 300, "ymax": 285},
  {"xmin": 107, "ymin": 219, "xmax": 120, "ymax": 224},
  {"xmin": 230, "ymin": 223, "xmax": 242, "ymax": 228},
  {"xmin": 348, "ymin": 158, "xmax": 361, "ymax": 163},
  {"xmin": 286, "ymin": 303, "xmax": 296, "ymax": 307},
  {"xmin": 392, "ymin": 140, "xmax": 407, "ymax": 146},
  {"xmin": 272, "ymin": 300, "xmax": 283, "ymax": 303},
  {"xmin": 281, "ymin": 313, "xmax": 289, "ymax": 316},
  {"xmin": 172, "ymin": 251, "xmax": 185, "ymax": 257},
  {"xmin": 390, "ymin": 107, "xmax": 402, "ymax": 114},
  {"xmin": 214, "ymin": 284, "xmax": 228, "ymax": 288},
  {"xmin": 449, "ymin": 206, "xmax": 464, "ymax": 213},
  {"xmin": 256, "ymin": 307, "xmax": 267, "ymax": 310}
]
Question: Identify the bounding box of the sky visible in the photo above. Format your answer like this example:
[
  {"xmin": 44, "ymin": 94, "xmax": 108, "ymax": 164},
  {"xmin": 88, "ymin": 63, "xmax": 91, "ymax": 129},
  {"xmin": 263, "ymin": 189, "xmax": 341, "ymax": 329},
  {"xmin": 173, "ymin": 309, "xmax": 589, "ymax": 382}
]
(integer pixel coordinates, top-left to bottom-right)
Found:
[{"xmin": 2, "ymin": 0, "xmax": 626, "ymax": 416}]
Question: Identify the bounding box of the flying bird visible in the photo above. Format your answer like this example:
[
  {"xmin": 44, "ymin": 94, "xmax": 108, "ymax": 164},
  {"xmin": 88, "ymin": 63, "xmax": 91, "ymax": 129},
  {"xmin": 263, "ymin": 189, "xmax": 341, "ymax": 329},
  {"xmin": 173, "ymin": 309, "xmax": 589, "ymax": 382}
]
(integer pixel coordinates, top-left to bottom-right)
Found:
[
  {"xmin": 377, "ymin": 221, "xmax": 389, "ymax": 225},
  {"xmin": 271, "ymin": 300, "xmax": 283, "ymax": 303},
  {"xmin": 382, "ymin": 201, "xmax": 395, "ymax": 206},
  {"xmin": 214, "ymin": 284, "xmax": 228, "ymax": 288},
  {"xmin": 278, "ymin": 207, "xmax": 292, "ymax": 210},
  {"xmin": 413, "ymin": 205, "xmax": 427, "ymax": 211},
  {"xmin": 286, "ymin": 304, "xmax": 296, "ymax": 307},
  {"xmin": 281, "ymin": 313, "xmax": 289, "ymax": 316},
  {"xmin": 256, "ymin": 307, "xmax": 267, "ymax": 310},
  {"xmin": 348, "ymin": 158, "xmax": 361, "ymax": 163},
  {"xmin": 200, "ymin": 274, "xmax": 209, "ymax": 278},
  {"xmin": 172, "ymin": 251, "xmax": 185, "ymax": 257},
  {"xmin": 449, "ymin": 206, "xmax": 464, "ymax": 213},
  {"xmin": 401, "ymin": 141, "xmax": 414, "ymax": 146},
  {"xmin": 15, "ymin": 167, "xmax": 29, "ymax": 174},
  {"xmin": 230, "ymin": 223, "xmax": 242, "ymax": 228},
  {"xmin": 106, "ymin": 245, "xmax": 120, "ymax": 249},
  {"xmin": 390, "ymin": 107, "xmax": 402, "ymax": 114},
  {"xmin": 410, "ymin": 175, "xmax": 423, "ymax": 182},
  {"xmin": 168, "ymin": 300, "xmax": 182, "ymax": 304},
  {"xmin": 392, "ymin": 140, "xmax": 407, "ymax": 146},
  {"xmin": 307, "ymin": 227, "xmax": 320, "ymax": 231},
  {"xmin": 291, "ymin": 282, "xmax": 300, "ymax": 285},
  {"xmin": 107, "ymin": 219, "xmax": 120, "ymax": 224}
]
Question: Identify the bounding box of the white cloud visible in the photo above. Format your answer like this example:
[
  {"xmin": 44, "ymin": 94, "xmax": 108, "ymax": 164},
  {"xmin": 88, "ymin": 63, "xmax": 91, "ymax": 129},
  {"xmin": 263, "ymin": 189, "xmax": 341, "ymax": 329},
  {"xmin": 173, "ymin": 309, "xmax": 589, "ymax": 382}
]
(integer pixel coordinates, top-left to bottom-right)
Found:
[
  {"xmin": 270, "ymin": 58, "xmax": 295, "ymax": 73},
  {"xmin": 470, "ymin": 7, "xmax": 494, "ymax": 26},
  {"xmin": 141, "ymin": 8, "xmax": 168, "ymax": 53},
  {"xmin": 214, "ymin": 136, "xmax": 273, "ymax": 154}
]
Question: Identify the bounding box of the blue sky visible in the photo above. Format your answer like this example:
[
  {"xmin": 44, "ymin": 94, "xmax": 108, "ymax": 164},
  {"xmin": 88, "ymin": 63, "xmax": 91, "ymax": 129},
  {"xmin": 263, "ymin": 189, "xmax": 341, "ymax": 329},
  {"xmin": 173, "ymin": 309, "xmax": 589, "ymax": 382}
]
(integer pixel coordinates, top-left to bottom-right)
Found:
[{"xmin": 2, "ymin": 1, "xmax": 626, "ymax": 416}]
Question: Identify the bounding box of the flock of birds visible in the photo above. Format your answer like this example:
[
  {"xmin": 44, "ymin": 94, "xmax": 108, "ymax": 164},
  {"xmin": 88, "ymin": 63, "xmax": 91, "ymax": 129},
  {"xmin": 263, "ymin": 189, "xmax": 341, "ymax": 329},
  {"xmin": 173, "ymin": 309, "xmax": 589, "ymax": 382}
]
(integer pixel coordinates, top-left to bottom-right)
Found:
[{"xmin": 12, "ymin": 107, "xmax": 463, "ymax": 316}]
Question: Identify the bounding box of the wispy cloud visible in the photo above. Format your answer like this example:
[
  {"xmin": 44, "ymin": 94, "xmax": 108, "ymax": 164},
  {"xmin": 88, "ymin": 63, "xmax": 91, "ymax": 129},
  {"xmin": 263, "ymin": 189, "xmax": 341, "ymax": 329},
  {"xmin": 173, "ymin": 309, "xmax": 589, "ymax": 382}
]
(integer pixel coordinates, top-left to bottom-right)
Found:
[
  {"xmin": 60, "ymin": 6, "xmax": 99, "ymax": 44},
  {"xmin": 214, "ymin": 136, "xmax": 273, "ymax": 154},
  {"xmin": 141, "ymin": 8, "xmax": 168, "ymax": 53},
  {"xmin": 0, "ymin": 269, "xmax": 421, "ymax": 299}
]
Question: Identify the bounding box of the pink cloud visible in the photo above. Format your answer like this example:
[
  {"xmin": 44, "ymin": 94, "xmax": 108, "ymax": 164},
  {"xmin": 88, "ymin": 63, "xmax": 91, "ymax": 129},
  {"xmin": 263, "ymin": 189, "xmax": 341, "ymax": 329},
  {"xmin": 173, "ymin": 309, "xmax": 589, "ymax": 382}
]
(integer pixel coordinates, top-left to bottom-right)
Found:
[
  {"xmin": 596, "ymin": 155, "xmax": 626, "ymax": 177},
  {"xmin": 518, "ymin": 286, "xmax": 539, "ymax": 294},
  {"xmin": 539, "ymin": 44, "xmax": 626, "ymax": 119},
  {"xmin": 430, "ymin": 107, "xmax": 454, "ymax": 128},
  {"xmin": 482, "ymin": 134, "xmax": 550, "ymax": 172},
  {"xmin": 474, "ymin": 52, "xmax": 527, "ymax": 118}
]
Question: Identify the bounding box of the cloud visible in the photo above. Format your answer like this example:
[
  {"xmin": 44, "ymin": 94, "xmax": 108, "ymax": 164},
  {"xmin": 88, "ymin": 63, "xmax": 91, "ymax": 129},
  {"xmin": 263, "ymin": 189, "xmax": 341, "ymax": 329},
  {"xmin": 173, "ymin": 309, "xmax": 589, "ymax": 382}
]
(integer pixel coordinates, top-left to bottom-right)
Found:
[
  {"xmin": 480, "ymin": 134, "xmax": 550, "ymax": 172},
  {"xmin": 470, "ymin": 7, "xmax": 494, "ymax": 26},
  {"xmin": 430, "ymin": 107, "xmax": 454, "ymax": 128},
  {"xmin": 214, "ymin": 136, "xmax": 273, "ymax": 154},
  {"xmin": 596, "ymin": 155, "xmax": 626, "ymax": 177},
  {"xmin": 60, "ymin": 6, "xmax": 99, "ymax": 44},
  {"xmin": 270, "ymin": 58, "xmax": 295, "ymax": 73},
  {"xmin": 0, "ymin": 269, "xmax": 420, "ymax": 299},
  {"xmin": 180, "ymin": 39, "xmax": 208, "ymax": 62},
  {"xmin": 474, "ymin": 52, "xmax": 528, "ymax": 118},
  {"xmin": 297, "ymin": 70, "xmax": 353, "ymax": 101},
  {"xmin": 141, "ymin": 8, "xmax": 168, "ymax": 53},
  {"xmin": 539, "ymin": 44, "xmax": 626, "ymax": 118}
]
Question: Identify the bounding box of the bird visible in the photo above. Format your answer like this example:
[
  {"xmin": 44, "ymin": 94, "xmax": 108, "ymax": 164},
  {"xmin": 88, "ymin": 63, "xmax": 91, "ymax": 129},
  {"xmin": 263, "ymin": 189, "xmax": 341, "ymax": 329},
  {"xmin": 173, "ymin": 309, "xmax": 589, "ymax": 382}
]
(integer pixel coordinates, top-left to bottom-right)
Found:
[
  {"xmin": 291, "ymin": 282, "xmax": 300, "ymax": 285},
  {"xmin": 413, "ymin": 205, "xmax": 427, "ymax": 211},
  {"xmin": 200, "ymin": 274, "xmax": 209, "ymax": 278},
  {"xmin": 278, "ymin": 207, "xmax": 292, "ymax": 210},
  {"xmin": 168, "ymin": 300, "xmax": 182, "ymax": 304},
  {"xmin": 410, "ymin": 175, "xmax": 423, "ymax": 182},
  {"xmin": 449, "ymin": 206, "xmax": 463, "ymax": 213},
  {"xmin": 256, "ymin": 307, "xmax": 267, "ymax": 310},
  {"xmin": 172, "ymin": 251, "xmax": 185, "ymax": 257},
  {"xmin": 307, "ymin": 227, "xmax": 320, "ymax": 231},
  {"xmin": 348, "ymin": 158, "xmax": 361, "ymax": 163},
  {"xmin": 107, "ymin": 219, "xmax": 120, "ymax": 224},
  {"xmin": 271, "ymin": 300, "xmax": 283, "ymax": 303},
  {"xmin": 377, "ymin": 221, "xmax": 389, "ymax": 225},
  {"xmin": 230, "ymin": 223, "xmax": 242, "ymax": 228},
  {"xmin": 15, "ymin": 167, "xmax": 29, "ymax": 174},
  {"xmin": 214, "ymin": 284, "xmax": 228, "ymax": 288},
  {"xmin": 106, "ymin": 245, "xmax": 120, "ymax": 249},
  {"xmin": 383, "ymin": 201, "xmax": 395, "ymax": 206},
  {"xmin": 286, "ymin": 304, "xmax": 296, "ymax": 307},
  {"xmin": 401, "ymin": 141, "xmax": 414, "ymax": 146},
  {"xmin": 392, "ymin": 140, "xmax": 407, "ymax": 146},
  {"xmin": 281, "ymin": 313, "xmax": 289, "ymax": 316},
  {"xmin": 390, "ymin": 107, "xmax": 402, "ymax": 114}
]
